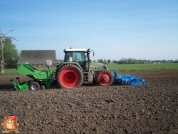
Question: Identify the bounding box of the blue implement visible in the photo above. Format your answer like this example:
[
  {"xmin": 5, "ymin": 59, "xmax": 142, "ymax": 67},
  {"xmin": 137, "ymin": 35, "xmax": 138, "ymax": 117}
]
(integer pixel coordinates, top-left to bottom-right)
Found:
[{"xmin": 113, "ymin": 68, "xmax": 147, "ymax": 86}]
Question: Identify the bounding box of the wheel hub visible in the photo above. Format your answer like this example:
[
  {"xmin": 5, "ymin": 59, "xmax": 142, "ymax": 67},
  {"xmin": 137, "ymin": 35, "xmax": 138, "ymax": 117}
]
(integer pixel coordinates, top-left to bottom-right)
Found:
[
  {"xmin": 67, "ymin": 74, "xmax": 73, "ymax": 80},
  {"xmin": 103, "ymin": 76, "xmax": 109, "ymax": 81},
  {"xmin": 31, "ymin": 84, "xmax": 37, "ymax": 90},
  {"xmin": 102, "ymin": 75, "xmax": 109, "ymax": 83}
]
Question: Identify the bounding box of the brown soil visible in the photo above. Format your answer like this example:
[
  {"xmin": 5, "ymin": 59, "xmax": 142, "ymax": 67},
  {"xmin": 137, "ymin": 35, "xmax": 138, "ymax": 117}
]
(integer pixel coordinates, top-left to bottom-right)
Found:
[{"xmin": 0, "ymin": 71, "xmax": 178, "ymax": 134}]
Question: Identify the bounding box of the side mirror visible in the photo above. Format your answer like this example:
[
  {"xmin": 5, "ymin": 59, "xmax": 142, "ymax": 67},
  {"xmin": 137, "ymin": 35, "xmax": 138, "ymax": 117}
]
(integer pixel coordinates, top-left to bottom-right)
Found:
[{"xmin": 93, "ymin": 52, "xmax": 95, "ymax": 57}]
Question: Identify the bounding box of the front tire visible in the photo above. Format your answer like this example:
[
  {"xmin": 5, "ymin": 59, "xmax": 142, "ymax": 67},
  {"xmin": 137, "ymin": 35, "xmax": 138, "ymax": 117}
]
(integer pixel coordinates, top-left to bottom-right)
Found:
[
  {"xmin": 97, "ymin": 70, "xmax": 113, "ymax": 86},
  {"xmin": 56, "ymin": 64, "xmax": 83, "ymax": 89}
]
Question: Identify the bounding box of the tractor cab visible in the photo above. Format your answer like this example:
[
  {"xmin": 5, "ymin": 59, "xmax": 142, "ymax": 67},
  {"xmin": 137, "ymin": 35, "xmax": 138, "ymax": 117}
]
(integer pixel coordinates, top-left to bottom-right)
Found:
[{"xmin": 63, "ymin": 48, "xmax": 92, "ymax": 71}]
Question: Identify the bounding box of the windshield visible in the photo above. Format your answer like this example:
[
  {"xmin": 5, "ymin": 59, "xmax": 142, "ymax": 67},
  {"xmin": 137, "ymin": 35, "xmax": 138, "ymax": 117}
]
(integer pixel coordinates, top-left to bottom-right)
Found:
[{"xmin": 64, "ymin": 51, "xmax": 86, "ymax": 62}]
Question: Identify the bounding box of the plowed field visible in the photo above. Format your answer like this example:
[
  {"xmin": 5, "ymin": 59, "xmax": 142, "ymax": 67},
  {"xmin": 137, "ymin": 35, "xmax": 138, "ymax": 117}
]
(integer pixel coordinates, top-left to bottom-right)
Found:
[{"xmin": 0, "ymin": 71, "xmax": 178, "ymax": 134}]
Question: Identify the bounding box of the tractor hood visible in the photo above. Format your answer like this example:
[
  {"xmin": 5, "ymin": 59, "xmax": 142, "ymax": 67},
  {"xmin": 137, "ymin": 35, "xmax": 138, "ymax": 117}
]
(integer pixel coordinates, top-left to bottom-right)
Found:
[{"xmin": 89, "ymin": 62, "xmax": 107, "ymax": 71}]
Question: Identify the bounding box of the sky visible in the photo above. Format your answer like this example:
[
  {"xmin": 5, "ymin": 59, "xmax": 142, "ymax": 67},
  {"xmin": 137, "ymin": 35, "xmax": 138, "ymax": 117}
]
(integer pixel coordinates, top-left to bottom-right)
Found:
[{"xmin": 0, "ymin": 0, "xmax": 178, "ymax": 60}]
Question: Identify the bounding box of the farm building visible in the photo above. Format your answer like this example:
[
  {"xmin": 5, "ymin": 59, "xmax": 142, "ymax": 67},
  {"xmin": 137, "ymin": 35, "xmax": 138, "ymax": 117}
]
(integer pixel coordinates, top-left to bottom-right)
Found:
[{"xmin": 18, "ymin": 50, "xmax": 57, "ymax": 67}]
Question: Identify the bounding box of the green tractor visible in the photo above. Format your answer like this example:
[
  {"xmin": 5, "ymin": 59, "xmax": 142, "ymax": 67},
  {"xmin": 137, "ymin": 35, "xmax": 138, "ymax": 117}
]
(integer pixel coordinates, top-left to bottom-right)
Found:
[
  {"xmin": 11, "ymin": 48, "xmax": 113, "ymax": 90},
  {"xmin": 55, "ymin": 48, "xmax": 113, "ymax": 89}
]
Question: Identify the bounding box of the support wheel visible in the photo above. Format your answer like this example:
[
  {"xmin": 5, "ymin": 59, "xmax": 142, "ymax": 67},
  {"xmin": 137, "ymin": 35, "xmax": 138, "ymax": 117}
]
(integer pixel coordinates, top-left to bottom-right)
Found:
[
  {"xmin": 29, "ymin": 81, "xmax": 40, "ymax": 91},
  {"xmin": 56, "ymin": 64, "xmax": 83, "ymax": 89},
  {"xmin": 97, "ymin": 70, "xmax": 113, "ymax": 86}
]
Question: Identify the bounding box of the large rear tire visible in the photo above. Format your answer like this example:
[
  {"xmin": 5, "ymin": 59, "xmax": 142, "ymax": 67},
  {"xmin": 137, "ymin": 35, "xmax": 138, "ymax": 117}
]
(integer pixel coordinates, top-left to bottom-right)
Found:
[
  {"xmin": 56, "ymin": 64, "xmax": 83, "ymax": 89},
  {"xmin": 97, "ymin": 70, "xmax": 113, "ymax": 86}
]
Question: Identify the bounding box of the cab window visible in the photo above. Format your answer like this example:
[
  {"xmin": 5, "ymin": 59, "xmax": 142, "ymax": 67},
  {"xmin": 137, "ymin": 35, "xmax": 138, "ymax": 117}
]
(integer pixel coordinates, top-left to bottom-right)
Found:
[{"xmin": 73, "ymin": 52, "xmax": 85, "ymax": 61}]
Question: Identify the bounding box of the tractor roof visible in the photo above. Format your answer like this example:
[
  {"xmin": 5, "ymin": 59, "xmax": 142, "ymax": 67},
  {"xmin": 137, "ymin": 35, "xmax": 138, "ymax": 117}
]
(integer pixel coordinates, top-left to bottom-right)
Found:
[{"xmin": 64, "ymin": 49, "xmax": 87, "ymax": 52}]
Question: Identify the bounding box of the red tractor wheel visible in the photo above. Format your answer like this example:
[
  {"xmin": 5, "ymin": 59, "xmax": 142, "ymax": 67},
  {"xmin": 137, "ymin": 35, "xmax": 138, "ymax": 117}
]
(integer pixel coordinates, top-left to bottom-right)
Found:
[
  {"xmin": 57, "ymin": 64, "xmax": 83, "ymax": 89},
  {"xmin": 97, "ymin": 70, "xmax": 113, "ymax": 86}
]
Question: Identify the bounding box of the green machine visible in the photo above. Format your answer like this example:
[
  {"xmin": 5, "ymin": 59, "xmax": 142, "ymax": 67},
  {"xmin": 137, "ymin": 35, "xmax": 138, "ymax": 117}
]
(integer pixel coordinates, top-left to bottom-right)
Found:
[
  {"xmin": 11, "ymin": 48, "xmax": 114, "ymax": 91},
  {"xmin": 11, "ymin": 63, "xmax": 54, "ymax": 91}
]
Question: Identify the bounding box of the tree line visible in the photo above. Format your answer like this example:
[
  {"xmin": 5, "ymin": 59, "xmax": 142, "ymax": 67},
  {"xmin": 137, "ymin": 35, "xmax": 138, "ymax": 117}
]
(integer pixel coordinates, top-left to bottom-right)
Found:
[{"xmin": 96, "ymin": 58, "xmax": 178, "ymax": 64}]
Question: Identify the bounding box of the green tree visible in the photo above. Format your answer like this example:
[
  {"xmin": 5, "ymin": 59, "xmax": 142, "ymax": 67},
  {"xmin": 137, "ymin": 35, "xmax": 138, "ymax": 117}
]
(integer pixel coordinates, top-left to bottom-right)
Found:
[
  {"xmin": 128, "ymin": 58, "xmax": 136, "ymax": 64},
  {"xmin": 3, "ymin": 38, "xmax": 19, "ymax": 68},
  {"xmin": 97, "ymin": 59, "xmax": 103, "ymax": 63}
]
